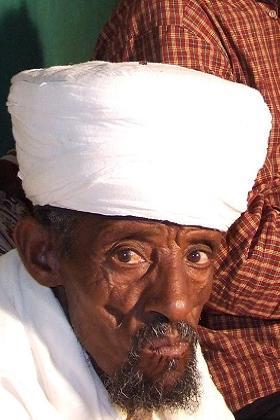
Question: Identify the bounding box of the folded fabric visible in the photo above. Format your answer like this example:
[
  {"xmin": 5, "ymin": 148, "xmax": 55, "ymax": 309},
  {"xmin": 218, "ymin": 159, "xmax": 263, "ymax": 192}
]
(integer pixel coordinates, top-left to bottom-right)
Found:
[{"xmin": 7, "ymin": 61, "xmax": 271, "ymax": 231}]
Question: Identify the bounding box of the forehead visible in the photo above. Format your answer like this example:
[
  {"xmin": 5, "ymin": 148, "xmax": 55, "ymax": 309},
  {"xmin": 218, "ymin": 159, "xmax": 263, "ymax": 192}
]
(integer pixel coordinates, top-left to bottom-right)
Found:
[{"xmin": 75, "ymin": 214, "xmax": 221, "ymax": 246}]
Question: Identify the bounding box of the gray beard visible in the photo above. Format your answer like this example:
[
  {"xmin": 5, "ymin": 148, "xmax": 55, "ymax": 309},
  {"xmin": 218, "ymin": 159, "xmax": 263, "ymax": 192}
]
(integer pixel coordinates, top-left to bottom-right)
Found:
[{"xmin": 97, "ymin": 321, "xmax": 201, "ymax": 415}]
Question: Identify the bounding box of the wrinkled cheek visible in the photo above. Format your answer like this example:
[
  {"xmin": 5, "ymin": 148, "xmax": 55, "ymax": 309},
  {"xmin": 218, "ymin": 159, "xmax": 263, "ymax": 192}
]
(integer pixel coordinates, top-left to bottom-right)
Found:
[
  {"xmin": 69, "ymin": 305, "xmax": 130, "ymax": 375},
  {"xmin": 191, "ymin": 272, "xmax": 214, "ymax": 307},
  {"xmin": 188, "ymin": 287, "xmax": 213, "ymax": 325},
  {"xmin": 67, "ymin": 299, "xmax": 96, "ymax": 347},
  {"xmin": 64, "ymin": 289, "xmax": 88, "ymax": 331},
  {"xmin": 68, "ymin": 299, "xmax": 133, "ymax": 374},
  {"xmin": 105, "ymin": 280, "xmax": 146, "ymax": 323}
]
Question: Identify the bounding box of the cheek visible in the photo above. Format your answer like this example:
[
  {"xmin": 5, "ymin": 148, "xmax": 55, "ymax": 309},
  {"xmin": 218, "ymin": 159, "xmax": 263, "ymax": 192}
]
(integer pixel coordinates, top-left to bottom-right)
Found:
[
  {"xmin": 61, "ymin": 262, "xmax": 146, "ymax": 374},
  {"xmin": 60, "ymin": 260, "xmax": 110, "ymax": 336},
  {"xmin": 99, "ymin": 262, "xmax": 151, "ymax": 321},
  {"xmin": 188, "ymin": 266, "xmax": 214, "ymax": 308},
  {"xmin": 187, "ymin": 271, "xmax": 213, "ymax": 325}
]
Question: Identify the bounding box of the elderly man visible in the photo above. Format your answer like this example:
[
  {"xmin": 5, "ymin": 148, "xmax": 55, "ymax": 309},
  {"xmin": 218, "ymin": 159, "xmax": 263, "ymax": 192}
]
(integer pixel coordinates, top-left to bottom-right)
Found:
[{"xmin": 0, "ymin": 61, "xmax": 270, "ymax": 419}]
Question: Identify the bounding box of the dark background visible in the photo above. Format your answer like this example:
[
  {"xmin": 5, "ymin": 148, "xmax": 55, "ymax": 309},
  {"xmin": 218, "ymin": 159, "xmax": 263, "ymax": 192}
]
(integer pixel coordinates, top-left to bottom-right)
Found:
[{"xmin": 0, "ymin": 0, "xmax": 117, "ymax": 155}]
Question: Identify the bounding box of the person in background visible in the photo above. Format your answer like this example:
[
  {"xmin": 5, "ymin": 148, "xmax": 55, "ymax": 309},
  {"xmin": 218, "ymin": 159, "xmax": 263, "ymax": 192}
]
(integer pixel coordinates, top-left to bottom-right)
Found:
[
  {"xmin": 94, "ymin": 1, "xmax": 280, "ymax": 419},
  {"xmin": 0, "ymin": 60, "xmax": 270, "ymax": 419},
  {"xmin": 0, "ymin": 151, "xmax": 29, "ymax": 255}
]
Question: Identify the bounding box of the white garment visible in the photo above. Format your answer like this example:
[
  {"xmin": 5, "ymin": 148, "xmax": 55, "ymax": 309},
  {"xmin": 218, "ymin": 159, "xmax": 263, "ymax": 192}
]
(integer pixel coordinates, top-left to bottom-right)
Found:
[
  {"xmin": 7, "ymin": 61, "xmax": 271, "ymax": 231},
  {"xmin": 0, "ymin": 250, "xmax": 233, "ymax": 419}
]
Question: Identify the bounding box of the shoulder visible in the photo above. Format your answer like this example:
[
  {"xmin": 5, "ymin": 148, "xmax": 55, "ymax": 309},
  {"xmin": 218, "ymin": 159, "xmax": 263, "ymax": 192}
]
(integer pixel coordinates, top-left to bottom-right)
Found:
[
  {"xmin": 94, "ymin": 0, "xmax": 233, "ymax": 79},
  {"xmin": 94, "ymin": 0, "xmax": 229, "ymax": 62},
  {"xmin": 96, "ymin": 0, "xmax": 219, "ymax": 39}
]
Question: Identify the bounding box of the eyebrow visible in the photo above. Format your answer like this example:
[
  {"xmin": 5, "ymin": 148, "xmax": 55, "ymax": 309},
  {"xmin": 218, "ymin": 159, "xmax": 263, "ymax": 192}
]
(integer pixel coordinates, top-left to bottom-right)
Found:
[{"xmin": 99, "ymin": 223, "xmax": 216, "ymax": 245}]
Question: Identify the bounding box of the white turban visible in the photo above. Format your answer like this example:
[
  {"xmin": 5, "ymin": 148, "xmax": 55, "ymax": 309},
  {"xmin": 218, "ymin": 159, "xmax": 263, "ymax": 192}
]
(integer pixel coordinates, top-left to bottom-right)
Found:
[{"xmin": 7, "ymin": 61, "xmax": 271, "ymax": 231}]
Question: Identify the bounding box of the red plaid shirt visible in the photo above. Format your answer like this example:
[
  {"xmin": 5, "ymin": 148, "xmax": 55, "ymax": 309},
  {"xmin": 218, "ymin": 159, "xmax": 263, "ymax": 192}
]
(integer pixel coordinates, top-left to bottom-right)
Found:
[{"xmin": 94, "ymin": 0, "xmax": 280, "ymax": 412}]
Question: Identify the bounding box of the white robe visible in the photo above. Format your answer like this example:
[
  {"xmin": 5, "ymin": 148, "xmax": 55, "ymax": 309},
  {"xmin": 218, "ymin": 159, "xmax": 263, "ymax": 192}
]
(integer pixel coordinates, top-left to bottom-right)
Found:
[{"xmin": 0, "ymin": 250, "xmax": 234, "ymax": 419}]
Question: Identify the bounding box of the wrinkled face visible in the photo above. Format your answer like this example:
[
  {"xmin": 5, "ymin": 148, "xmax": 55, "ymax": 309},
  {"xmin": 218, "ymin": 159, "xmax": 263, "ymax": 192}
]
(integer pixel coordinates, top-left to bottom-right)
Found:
[{"xmin": 57, "ymin": 215, "xmax": 221, "ymax": 411}]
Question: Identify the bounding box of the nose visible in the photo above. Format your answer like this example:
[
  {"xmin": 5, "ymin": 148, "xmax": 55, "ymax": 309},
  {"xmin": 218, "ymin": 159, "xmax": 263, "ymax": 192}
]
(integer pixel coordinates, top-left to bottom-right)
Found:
[{"xmin": 142, "ymin": 252, "xmax": 194, "ymax": 324}]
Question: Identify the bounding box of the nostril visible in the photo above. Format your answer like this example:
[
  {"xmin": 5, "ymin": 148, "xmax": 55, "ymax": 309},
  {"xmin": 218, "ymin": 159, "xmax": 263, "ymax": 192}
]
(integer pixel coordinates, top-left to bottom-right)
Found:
[{"xmin": 145, "ymin": 311, "xmax": 169, "ymax": 324}]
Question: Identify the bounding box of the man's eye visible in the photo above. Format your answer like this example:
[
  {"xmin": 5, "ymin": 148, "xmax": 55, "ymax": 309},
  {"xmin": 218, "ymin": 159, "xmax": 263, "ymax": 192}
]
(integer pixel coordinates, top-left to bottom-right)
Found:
[
  {"xmin": 186, "ymin": 249, "xmax": 210, "ymax": 265},
  {"xmin": 113, "ymin": 249, "xmax": 145, "ymax": 264}
]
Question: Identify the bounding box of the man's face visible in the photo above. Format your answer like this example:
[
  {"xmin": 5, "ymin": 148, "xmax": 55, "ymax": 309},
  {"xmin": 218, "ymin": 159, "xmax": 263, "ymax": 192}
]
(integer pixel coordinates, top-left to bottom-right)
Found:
[{"xmin": 57, "ymin": 215, "xmax": 221, "ymax": 412}]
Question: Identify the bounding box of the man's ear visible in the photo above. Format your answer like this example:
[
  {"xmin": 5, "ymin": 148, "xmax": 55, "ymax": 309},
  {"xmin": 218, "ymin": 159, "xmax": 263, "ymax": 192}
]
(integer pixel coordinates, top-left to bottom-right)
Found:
[{"xmin": 13, "ymin": 216, "xmax": 63, "ymax": 287}]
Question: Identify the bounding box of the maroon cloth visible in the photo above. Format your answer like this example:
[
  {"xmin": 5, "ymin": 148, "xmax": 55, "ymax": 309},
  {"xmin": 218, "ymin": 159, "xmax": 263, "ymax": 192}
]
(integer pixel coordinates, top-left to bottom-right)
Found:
[
  {"xmin": 94, "ymin": 0, "xmax": 280, "ymax": 411},
  {"xmin": 0, "ymin": 155, "xmax": 29, "ymax": 254}
]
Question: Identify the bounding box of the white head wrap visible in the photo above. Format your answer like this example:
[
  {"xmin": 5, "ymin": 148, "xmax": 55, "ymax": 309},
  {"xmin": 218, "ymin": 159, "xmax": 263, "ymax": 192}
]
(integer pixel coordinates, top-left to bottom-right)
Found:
[{"xmin": 7, "ymin": 61, "xmax": 271, "ymax": 231}]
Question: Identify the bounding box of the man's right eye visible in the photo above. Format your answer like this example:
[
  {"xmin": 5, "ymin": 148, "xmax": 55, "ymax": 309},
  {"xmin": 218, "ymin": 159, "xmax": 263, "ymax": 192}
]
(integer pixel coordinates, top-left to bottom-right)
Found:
[{"xmin": 112, "ymin": 248, "xmax": 146, "ymax": 265}]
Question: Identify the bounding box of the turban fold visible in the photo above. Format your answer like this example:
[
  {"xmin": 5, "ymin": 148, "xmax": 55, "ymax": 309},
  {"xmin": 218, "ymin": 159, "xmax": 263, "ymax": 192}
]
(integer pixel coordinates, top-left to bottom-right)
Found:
[{"xmin": 7, "ymin": 61, "xmax": 271, "ymax": 230}]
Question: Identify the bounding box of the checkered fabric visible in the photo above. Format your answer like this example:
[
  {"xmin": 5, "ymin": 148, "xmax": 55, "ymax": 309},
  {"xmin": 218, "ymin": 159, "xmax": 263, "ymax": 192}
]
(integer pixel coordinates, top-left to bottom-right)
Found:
[{"xmin": 94, "ymin": 0, "xmax": 280, "ymax": 412}]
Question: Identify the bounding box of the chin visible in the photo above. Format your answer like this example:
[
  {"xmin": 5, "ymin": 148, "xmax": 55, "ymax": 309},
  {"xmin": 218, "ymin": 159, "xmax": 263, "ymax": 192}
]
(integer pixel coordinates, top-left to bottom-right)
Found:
[
  {"xmin": 100, "ymin": 345, "xmax": 201, "ymax": 414},
  {"xmin": 155, "ymin": 364, "xmax": 189, "ymax": 389},
  {"xmin": 139, "ymin": 352, "xmax": 191, "ymax": 386},
  {"xmin": 98, "ymin": 321, "xmax": 201, "ymax": 413}
]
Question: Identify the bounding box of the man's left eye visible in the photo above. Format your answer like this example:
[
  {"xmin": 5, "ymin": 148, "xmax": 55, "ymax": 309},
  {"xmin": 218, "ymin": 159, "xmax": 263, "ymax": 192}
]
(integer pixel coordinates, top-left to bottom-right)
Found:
[
  {"xmin": 186, "ymin": 249, "xmax": 210, "ymax": 265},
  {"xmin": 113, "ymin": 249, "xmax": 145, "ymax": 265}
]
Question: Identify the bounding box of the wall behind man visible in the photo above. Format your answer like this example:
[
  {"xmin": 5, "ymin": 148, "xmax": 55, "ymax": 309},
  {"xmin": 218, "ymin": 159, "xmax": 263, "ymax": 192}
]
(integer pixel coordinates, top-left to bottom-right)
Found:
[{"xmin": 0, "ymin": 0, "xmax": 117, "ymax": 156}]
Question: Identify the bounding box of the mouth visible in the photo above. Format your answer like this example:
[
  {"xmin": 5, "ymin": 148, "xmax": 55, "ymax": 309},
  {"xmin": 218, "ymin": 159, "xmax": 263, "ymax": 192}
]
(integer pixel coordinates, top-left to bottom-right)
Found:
[{"xmin": 142, "ymin": 337, "xmax": 190, "ymax": 358}]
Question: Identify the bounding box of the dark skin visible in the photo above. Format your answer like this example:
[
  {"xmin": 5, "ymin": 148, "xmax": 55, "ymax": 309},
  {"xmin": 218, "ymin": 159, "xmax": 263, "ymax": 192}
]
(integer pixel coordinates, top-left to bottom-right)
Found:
[{"xmin": 14, "ymin": 214, "xmax": 222, "ymax": 418}]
